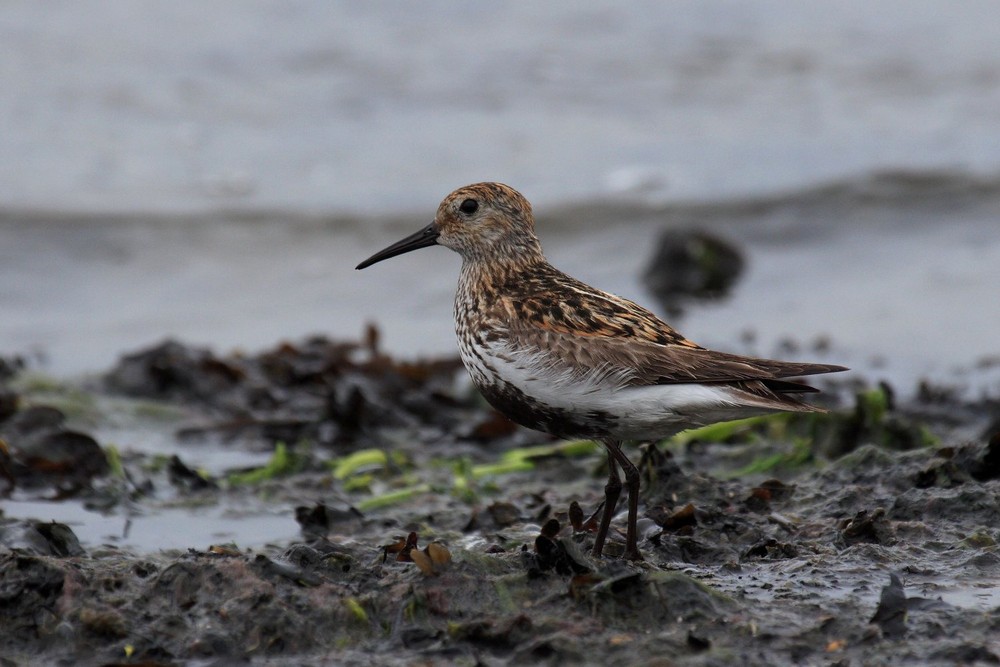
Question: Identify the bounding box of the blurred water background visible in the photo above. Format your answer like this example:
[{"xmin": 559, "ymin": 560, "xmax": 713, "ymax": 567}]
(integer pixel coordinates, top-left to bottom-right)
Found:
[{"xmin": 3, "ymin": 1, "xmax": 1000, "ymax": 391}]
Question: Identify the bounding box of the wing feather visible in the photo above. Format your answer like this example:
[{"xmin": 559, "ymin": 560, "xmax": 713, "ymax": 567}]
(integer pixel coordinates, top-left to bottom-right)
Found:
[
  {"xmin": 501, "ymin": 313, "xmax": 845, "ymax": 389},
  {"xmin": 487, "ymin": 265, "xmax": 846, "ymax": 399}
]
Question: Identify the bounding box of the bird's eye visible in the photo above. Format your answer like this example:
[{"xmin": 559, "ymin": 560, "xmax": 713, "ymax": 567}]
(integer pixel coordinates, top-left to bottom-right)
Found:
[{"xmin": 459, "ymin": 199, "xmax": 479, "ymax": 215}]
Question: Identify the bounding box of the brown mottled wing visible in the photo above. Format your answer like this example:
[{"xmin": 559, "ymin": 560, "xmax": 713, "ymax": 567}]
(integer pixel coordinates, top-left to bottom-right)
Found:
[
  {"xmin": 503, "ymin": 323, "xmax": 845, "ymax": 388},
  {"xmin": 494, "ymin": 267, "xmax": 845, "ymax": 394},
  {"xmin": 496, "ymin": 267, "xmax": 703, "ymax": 349}
]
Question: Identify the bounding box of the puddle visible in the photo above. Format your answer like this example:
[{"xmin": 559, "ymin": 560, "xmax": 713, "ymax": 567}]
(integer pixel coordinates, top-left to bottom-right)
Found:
[{"xmin": 3, "ymin": 499, "xmax": 299, "ymax": 552}]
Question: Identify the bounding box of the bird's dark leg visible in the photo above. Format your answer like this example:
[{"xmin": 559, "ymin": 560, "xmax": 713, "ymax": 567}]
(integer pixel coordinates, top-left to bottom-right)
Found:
[
  {"xmin": 606, "ymin": 440, "xmax": 643, "ymax": 561},
  {"xmin": 592, "ymin": 445, "xmax": 621, "ymax": 558}
]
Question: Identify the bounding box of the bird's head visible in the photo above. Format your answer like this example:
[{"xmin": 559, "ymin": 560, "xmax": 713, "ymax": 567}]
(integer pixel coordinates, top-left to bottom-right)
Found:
[{"xmin": 356, "ymin": 182, "xmax": 542, "ymax": 270}]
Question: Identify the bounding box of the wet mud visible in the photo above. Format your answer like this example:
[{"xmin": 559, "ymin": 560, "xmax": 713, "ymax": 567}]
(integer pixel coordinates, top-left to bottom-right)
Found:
[{"xmin": 2, "ymin": 334, "xmax": 999, "ymax": 665}]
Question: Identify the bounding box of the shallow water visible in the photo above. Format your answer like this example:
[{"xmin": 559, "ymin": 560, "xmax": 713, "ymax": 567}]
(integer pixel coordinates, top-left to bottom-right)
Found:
[
  {"xmin": 3, "ymin": 2, "xmax": 1000, "ymax": 388},
  {"xmin": 3, "ymin": 498, "xmax": 298, "ymax": 551},
  {"xmin": 3, "ymin": 172, "xmax": 999, "ymax": 395},
  {"xmin": 2, "ymin": 2, "xmax": 999, "ymax": 213}
]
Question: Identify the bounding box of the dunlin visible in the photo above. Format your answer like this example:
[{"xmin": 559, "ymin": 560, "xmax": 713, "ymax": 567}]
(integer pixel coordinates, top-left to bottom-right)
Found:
[{"xmin": 357, "ymin": 182, "xmax": 846, "ymax": 561}]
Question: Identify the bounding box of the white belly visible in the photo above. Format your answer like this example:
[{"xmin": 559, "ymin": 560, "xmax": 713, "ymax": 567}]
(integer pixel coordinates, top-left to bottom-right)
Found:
[{"xmin": 464, "ymin": 339, "xmax": 776, "ymax": 440}]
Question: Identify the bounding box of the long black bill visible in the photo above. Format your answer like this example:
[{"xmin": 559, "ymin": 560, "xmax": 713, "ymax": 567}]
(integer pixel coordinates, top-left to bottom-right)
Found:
[{"xmin": 355, "ymin": 223, "xmax": 440, "ymax": 270}]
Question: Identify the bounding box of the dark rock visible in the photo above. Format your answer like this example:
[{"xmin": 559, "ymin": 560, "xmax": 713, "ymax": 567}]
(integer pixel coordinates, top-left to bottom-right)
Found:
[
  {"xmin": 643, "ymin": 229, "xmax": 745, "ymax": 316},
  {"xmin": 0, "ymin": 519, "xmax": 84, "ymax": 556},
  {"xmin": 525, "ymin": 520, "xmax": 591, "ymax": 577},
  {"xmin": 294, "ymin": 501, "xmax": 363, "ymax": 539},
  {"xmin": 105, "ymin": 339, "xmax": 244, "ymax": 401},
  {"xmin": 487, "ymin": 501, "xmax": 520, "ymax": 527},
  {"xmin": 743, "ymin": 538, "xmax": 798, "ymax": 560},
  {"xmin": 0, "ymin": 405, "xmax": 107, "ymax": 492},
  {"xmin": 840, "ymin": 508, "xmax": 894, "ymax": 546},
  {"xmin": 657, "ymin": 503, "xmax": 698, "ymax": 532},
  {"xmin": 167, "ymin": 454, "xmax": 218, "ymax": 491}
]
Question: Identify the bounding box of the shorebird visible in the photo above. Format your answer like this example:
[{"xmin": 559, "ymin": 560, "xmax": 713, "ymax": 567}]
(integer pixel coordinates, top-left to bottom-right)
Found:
[{"xmin": 357, "ymin": 182, "xmax": 846, "ymax": 561}]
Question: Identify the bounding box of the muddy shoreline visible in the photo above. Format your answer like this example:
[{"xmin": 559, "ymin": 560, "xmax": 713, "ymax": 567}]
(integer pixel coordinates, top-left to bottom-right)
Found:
[{"xmin": 2, "ymin": 333, "xmax": 999, "ymax": 665}]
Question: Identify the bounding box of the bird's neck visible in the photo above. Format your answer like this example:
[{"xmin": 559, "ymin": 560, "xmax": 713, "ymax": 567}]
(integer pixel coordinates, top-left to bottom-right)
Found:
[
  {"xmin": 455, "ymin": 253, "xmax": 549, "ymax": 324},
  {"xmin": 458, "ymin": 253, "xmax": 546, "ymax": 291}
]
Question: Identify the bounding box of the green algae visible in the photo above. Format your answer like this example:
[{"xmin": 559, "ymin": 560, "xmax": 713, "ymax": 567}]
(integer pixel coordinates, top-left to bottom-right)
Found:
[{"xmin": 227, "ymin": 442, "xmax": 306, "ymax": 485}]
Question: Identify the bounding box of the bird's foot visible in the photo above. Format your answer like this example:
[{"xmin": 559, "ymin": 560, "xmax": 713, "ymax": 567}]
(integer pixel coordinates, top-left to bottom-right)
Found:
[{"xmin": 623, "ymin": 547, "xmax": 644, "ymax": 562}]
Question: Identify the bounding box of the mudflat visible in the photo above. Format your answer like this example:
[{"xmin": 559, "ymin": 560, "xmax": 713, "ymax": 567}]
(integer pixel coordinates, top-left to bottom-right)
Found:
[{"xmin": 2, "ymin": 330, "xmax": 998, "ymax": 665}]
